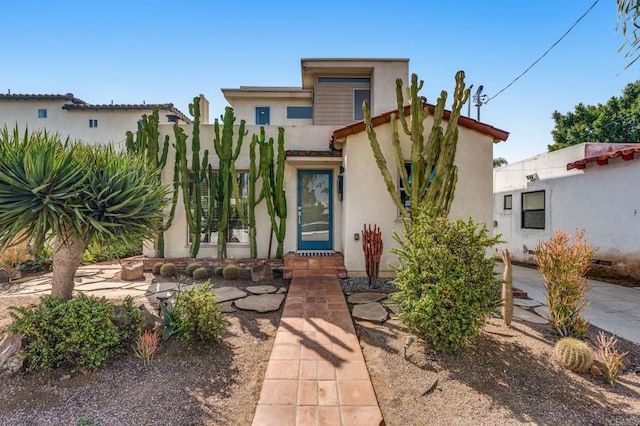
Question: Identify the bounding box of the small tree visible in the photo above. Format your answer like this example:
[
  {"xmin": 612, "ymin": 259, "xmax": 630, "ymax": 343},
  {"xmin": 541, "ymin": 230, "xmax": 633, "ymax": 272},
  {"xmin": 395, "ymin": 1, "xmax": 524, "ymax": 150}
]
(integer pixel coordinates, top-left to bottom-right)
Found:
[
  {"xmin": 391, "ymin": 203, "xmax": 502, "ymax": 353},
  {"xmin": 535, "ymin": 229, "xmax": 597, "ymax": 337},
  {"xmin": 0, "ymin": 127, "xmax": 168, "ymax": 299},
  {"xmin": 364, "ymin": 71, "xmax": 470, "ymax": 218}
]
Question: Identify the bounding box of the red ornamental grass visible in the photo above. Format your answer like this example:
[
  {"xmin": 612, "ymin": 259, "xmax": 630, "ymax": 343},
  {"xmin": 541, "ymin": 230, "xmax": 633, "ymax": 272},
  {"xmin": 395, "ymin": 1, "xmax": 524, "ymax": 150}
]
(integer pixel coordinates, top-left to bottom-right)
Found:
[{"xmin": 133, "ymin": 329, "xmax": 160, "ymax": 365}]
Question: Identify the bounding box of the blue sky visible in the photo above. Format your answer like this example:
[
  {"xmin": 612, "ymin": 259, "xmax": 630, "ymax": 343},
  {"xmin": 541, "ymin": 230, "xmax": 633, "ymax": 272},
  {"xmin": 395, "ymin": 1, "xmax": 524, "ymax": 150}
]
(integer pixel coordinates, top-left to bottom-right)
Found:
[{"xmin": 1, "ymin": 0, "xmax": 635, "ymax": 163}]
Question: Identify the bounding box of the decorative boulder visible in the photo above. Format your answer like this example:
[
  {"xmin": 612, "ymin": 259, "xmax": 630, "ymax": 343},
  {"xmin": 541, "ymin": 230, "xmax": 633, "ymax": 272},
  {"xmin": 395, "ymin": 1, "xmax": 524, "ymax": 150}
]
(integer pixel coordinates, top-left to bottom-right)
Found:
[
  {"xmin": 121, "ymin": 261, "xmax": 144, "ymax": 281},
  {"xmin": 0, "ymin": 270, "xmax": 8, "ymax": 284},
  {"xmin": 0, "ymin": 334, "xmax": 22, "ymax": 375},
  {"xmin": 251, "ymin": 262, "xmax": 274, "ymax": 283}
]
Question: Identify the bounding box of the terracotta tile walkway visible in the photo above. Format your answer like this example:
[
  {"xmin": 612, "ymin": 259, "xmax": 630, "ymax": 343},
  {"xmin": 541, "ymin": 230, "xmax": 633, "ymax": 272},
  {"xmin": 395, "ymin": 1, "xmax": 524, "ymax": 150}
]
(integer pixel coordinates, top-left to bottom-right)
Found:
[{"xmin": 252, "ymin": 276, "xmax": 383, "ymax": 426}]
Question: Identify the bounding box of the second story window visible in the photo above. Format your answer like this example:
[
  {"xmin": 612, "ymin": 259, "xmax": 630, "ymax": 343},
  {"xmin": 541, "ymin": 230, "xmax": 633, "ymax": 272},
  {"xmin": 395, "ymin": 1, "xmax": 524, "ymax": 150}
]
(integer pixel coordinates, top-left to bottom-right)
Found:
[
  {"xmin": 89, "ymin": 119, "xmax": 98, "ymax": 128},
  {"xmin": 255, "ymin": 106, "xmax": 270, "ymax": 125},
  {"xmin": 353, "ymin": 89, "xmax": 371, "ymax": 121},
  {"xmin": 286, "ymin": 106, "xmax": 313, "ymax": 119},
  {"xmin": 38, "ymin": 109, "xmax": 47, "ymax": 118}
]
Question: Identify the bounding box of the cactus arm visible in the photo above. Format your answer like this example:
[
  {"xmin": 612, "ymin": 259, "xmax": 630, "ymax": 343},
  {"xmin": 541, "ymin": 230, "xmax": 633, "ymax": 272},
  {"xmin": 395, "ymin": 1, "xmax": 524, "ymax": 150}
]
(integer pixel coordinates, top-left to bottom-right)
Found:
[
  {"xmin": 395, "ymin": 78, "xmax": 410, "ymax": 136},
  {"xmin": 248, "ymin": 134, "xmax": 259, "ymax": 258},
  {"xmin": 363, "ymin": 99, "xmax": 409, "ymax": 218}
]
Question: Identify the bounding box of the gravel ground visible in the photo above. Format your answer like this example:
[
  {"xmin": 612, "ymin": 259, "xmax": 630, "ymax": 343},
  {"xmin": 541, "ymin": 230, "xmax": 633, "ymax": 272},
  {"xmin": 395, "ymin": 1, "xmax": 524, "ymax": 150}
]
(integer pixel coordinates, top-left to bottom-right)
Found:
[{"xmin": 340, "ymin": 276, "xmax": 397, "ymax": 293}]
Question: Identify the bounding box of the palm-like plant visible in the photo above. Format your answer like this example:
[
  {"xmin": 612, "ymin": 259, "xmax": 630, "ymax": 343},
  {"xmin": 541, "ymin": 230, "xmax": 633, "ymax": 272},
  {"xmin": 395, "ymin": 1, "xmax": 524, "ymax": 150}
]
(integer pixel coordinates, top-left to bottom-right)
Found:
[{"xmin": 0, "ymin": 126, "xmax": 168, "ymax": 299}]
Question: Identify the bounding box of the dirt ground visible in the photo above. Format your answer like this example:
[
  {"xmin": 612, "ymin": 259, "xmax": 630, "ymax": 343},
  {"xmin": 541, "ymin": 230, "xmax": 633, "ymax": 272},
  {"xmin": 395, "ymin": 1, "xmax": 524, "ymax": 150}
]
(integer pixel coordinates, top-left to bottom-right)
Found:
[
  {"xmin": 2, "ymin": 271, "xmax": 640, "ymax": 425},
  {"xmin": 0, "ymin": 271, "xmax": 284, "ymax": 426}
]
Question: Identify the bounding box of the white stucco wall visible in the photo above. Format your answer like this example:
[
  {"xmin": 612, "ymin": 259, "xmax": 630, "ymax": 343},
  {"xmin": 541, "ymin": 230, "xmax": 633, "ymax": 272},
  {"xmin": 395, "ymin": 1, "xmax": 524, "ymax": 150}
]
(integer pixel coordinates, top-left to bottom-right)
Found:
[
  {"xmin": 225, "ymin": 97, "xmax": 313, "ymax": 126},
  {"xmin": 494, "ymin": 144, "xmax": 640, "ymax": 280},
  {"xmin": 370, "ymin": 61, "xmax": 410, "ymax": 115},
  {"xmin": 0, "ymin": 100, "xmax": 176, "ymax": 146},
  {"xmin": 341, "ymin": 119, "xmax": 496, "ymax": 275}
]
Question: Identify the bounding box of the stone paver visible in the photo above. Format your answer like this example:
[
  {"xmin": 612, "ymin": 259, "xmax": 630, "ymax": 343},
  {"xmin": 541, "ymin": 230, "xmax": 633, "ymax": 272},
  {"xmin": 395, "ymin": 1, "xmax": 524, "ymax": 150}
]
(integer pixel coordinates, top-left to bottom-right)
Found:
[
  {"xmin": 246, "ymin": 285, "xmax": 278, "ymax": 295},
  {"xmin": 252, "ymin": 276, "xmax": 383, "ymax": 426},
  {"xmin": 352, "ymin": 302, "xmax": 388, "ymax": 323},
  {"xmin": 347, "ymin": 292, "xmax": 387, "ymax": 304},
  {"xmin": 513, "ymin": 298, "xmax": 544, "ymax": 308},
  {"xmin": 219, "ymin": 301, "xmax": 237, "ymax": 313},
  {"xmin": 235, "ymin": 294, "xmax": 285, "ymax": 313},
  {"xmin": 513, "ymin": 306, "xmax": 549, "ymax": 325},
  {"xmin": 213, "ymin": 286, "xmax": 248, "ymax": 303}
]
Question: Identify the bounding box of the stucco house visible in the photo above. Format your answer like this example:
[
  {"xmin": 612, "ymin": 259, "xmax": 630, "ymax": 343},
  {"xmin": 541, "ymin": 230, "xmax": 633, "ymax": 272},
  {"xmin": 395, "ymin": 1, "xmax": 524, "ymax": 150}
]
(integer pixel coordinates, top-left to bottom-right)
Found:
[
  {"xmin": 0, "ymin": 92, "xmax": 190, "ymax": 145},
  {"xmin": 494, "ymin": 143, "xmax": 640, "ymax": 283},
  {"xmin": 155, "ymin": 58, "xmax": 509, "ymax": 276}
]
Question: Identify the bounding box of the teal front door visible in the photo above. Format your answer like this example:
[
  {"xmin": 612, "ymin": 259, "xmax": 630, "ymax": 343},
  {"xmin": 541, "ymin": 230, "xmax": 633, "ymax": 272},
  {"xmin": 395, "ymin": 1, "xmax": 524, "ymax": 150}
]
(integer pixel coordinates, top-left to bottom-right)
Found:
[{"xmin": 297, "ymin": 170, "xmax": 333, "ymax": 250}]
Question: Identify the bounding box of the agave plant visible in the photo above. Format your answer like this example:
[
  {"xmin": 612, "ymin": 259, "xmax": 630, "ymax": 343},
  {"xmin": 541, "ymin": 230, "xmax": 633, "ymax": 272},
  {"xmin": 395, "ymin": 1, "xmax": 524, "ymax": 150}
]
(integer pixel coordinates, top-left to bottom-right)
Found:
[{"xmin": 0, "ymin": 126, "xmax": 168, "ymax": 299}]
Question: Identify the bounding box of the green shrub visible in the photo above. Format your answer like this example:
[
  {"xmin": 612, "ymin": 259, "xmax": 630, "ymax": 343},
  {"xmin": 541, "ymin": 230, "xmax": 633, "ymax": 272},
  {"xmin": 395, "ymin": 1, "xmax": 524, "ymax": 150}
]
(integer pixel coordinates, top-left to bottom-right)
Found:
[
  {"xmin": 535, "ymin": 229, "xmax": 596, "ymax": 338},
  {"xmin": 185, "ymin": 263, "xmax": 202, "ymax": 277},
  {"xmin": 9, "ymin": 294, "xmax": 123, "ymax": 371},
  {"xmin": 391, "ymin": 204, "xmax": 502, "ymax": 354},
  {"xmin": 152, "ymin": 262, "xmax": 164, "ymax": 274},
  {"xmin": 173, "ymin": 282, "xmax": 225, "ymax": 343},
  {"xmin": 113, "ymin": 296, "xmax": 143, "ymax": 352},
  {"xmin": 213, "ymin": 266, "xmax": 224, "ymax": 276},
  {"xmin": 192, "ymin": 267, "xmax": 209, "ymax": 281},
  {"xmin": 160, "ymin": 263, "xmax": 176, "ymax": 277},
  {"xmin": 223, "ymin": 264, "xmax": 239, "ymax": 280}
]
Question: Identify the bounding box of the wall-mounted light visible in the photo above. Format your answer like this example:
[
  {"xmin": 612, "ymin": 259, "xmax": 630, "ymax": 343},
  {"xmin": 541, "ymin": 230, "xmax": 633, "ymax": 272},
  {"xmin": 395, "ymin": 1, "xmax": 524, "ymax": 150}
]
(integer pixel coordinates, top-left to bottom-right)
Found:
[{"xmin": 337, "ymin": 166, "xmax": 345, "ymax": 201}]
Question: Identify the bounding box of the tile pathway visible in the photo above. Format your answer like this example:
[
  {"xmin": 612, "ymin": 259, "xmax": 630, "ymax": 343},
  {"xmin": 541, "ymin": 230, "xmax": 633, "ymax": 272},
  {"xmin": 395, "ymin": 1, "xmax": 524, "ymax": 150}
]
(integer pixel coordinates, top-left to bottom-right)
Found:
[{"xmin": 252, "ymin": 277, "xmax": 383, "ymax": 426}]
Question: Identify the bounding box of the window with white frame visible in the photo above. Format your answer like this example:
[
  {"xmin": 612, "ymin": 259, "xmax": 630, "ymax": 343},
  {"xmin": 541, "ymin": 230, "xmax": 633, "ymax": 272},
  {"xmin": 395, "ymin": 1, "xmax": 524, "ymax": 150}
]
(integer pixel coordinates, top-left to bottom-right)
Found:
[
  {"xmin": 521, "ymin": 191, "xmax": 545, "ymax": 229},
  {"xmin": 89, "ymin": 119, "xmax": 98, "ymax": 128},
  {"xmin": 188, "ymin": 171, "xmax": 249, "ymax": 244},
  {"xmin": 353, "ymin": 89, "xmax": 371, "ymax": 121}
]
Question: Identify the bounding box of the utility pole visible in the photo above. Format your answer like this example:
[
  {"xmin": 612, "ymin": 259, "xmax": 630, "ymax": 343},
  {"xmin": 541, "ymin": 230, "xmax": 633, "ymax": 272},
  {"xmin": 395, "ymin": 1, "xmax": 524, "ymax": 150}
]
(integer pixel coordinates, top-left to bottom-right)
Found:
[{"xmin": 473, "ymin": 85, "xmax": 487, "ymax": 121}]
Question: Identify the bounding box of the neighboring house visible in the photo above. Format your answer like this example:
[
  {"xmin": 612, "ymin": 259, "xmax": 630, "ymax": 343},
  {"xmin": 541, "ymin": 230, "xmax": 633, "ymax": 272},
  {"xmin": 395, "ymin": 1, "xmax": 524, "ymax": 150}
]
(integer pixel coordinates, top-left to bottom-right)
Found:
[
  {"xmin": 0, "ymin": 93, "xmax": 190, "ymax": 145},
  {"xmin": 494, "ymin": 143, "xmax": 640, "ymax": 283},
  {"xmin": 157, "ymin": 58, "xmax": 509, "ymax": 275}
]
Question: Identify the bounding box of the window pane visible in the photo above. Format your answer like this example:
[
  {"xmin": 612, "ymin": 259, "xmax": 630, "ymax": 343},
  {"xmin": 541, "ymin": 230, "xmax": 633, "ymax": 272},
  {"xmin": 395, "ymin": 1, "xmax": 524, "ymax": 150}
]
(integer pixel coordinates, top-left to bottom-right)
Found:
[
  {"xmin": 504, "ymin": 194, "xmax": 512, "ymax": 210},
  {"xmin": 523, "ymin": 191, "xmax": 544, "ymax": 210},
  {"xmin": 523, "ymin": 211, "xmax": 545, "ymax": 229},
  {"xmin": 38, "ymin": 109, "xmax": 47, "ymax": 118},
  {"xmin": 256, "ymin": 107, "xmax": 270, "ymax": 125},
  {"xmin": 354, "ymin": 89, "xmax": 371, "ymax": 121},
  {"xmin": 287, "ymin": 106, "xmax": 313, "ymax": 119}
]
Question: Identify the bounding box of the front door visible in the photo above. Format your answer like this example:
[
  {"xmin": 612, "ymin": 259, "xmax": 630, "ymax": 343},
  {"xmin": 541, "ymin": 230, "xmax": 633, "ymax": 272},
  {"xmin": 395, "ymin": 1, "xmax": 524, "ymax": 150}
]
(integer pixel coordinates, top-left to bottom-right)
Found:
[{"xmin": 297, "ymin": 170, "xmax": 333, "ymax": 250}]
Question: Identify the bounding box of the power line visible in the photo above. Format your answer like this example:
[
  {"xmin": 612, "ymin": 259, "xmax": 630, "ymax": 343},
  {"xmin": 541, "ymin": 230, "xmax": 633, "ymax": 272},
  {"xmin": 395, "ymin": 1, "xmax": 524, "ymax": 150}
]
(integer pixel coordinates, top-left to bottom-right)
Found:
[{"xmin": 486, "ymin": 0, "xmax": 601, "ymax": 104}]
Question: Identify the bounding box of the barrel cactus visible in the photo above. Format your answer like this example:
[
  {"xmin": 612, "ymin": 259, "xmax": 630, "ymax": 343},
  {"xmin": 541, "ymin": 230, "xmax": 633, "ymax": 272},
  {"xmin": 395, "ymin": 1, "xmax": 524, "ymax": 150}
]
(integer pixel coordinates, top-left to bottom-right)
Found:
[
  {"xmin": 160, "ymin": 263, "xmax": 177, "ymax": 278},
  {"xmin": 185, "ymin": 263, "xmax": 202, "ymax": 277},
  {"xmin": 223, "ymin": 264, "xmax": 239, "ymax": 281},
  {"xmin": 192, "ymin": 267, "xmax": 209, "ymax": 281},
  {"xmin": 555, "ymin": 337, "xmax": 593, "ymax": 373},
  {"xmin": 152, "ymin": 262, "xmax": 165, "ymax": 274},
  {"xmin": 214, "ymin": 266, "xmax": 224, "ymax": 276}
]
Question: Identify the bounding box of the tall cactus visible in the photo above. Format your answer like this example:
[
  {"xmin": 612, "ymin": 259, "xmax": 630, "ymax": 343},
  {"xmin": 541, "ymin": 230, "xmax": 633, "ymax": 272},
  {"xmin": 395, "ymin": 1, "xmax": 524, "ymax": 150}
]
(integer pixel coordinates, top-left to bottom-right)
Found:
[
  {"xmin": 247, "ymin": 128, "xmax": 265, "ymax": 258},
  {"xmin": 125, "ymin": 107, "xmax": 178, "ymax": 257},
  {"xmin": 259, "ymin": 127, "xmax": 287, "ymax": 258},
  {"xmin": 213, "ymin": 107, "xmax": 246, "ymax": 258},
  {"xmin": 363, "ymin": 71, "xmax": 470, "ymax": 218},
  {"xmin": 174, "ymin": 98, "xmax": 214, "ymax": 258}
]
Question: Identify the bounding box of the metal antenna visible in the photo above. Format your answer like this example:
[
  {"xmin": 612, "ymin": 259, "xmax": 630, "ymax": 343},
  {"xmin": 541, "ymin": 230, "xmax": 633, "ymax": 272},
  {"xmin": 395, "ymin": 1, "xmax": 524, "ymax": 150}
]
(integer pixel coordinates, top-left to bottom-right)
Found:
[{"xmin": 473, "ymin": 85, "xmax": 487, "ymax": 121}]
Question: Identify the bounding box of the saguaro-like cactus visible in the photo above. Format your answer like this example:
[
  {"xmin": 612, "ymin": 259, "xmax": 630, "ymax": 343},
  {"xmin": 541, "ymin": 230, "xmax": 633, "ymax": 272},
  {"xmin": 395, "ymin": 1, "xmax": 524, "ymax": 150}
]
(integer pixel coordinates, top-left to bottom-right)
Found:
[
  {"xmin": 500, "ymin": 249, "xmax": 514, "ymax": 326},
  {"xmin": 175, "ymin": 98, "xmax": 214, "ymax": 258},
  {"xmin": 214, "ymin": 107, "xmax": 246, "ymax": 258},
  {"xmin": 363, "ymin": 71, "xmax": 470, "ymax": 217},
  {"xmin": 362, "ymin": 224, "xmax": 383, "ymax": 287},
  {"xmin": 125, "ymin": 107, "xmax": 179, "ymax": 257},
  {"xmin": 247, "ymin": 128, "xmax": 265, "ymax": 258},
  {"xmin": 259, "ymin": 127, "xmax": 287, "ymax": 258}
]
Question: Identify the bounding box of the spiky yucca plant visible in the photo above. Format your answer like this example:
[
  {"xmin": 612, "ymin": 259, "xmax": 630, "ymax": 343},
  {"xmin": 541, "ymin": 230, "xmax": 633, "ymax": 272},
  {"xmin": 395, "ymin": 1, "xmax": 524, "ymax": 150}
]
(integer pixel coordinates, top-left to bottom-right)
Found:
[{"xmin": 0, "ymin": 126, "xmax": 168, "ymax": 299}]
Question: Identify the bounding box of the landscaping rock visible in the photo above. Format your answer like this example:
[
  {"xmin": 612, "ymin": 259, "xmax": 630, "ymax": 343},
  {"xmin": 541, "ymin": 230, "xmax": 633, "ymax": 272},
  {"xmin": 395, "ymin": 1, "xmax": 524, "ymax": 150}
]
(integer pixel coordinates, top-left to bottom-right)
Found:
[
  {"xmin": 219, "ymin": 301, "xmax": 237, "ymax": 313},
  {"xmin": 251, "ymin": 262, "xmax": 274, "ymax": 283},
  {"xmin": 0, "ymin": 334, "xmax": 22, "ymax": 375},
  {"xmin": 60, "ymin": 374, "xmax": 71, "ymax": 381},
  {"xmin": 4, "ymin": 354, "xmax": 24, "ymax": 375},
  {"xmin": 513, "ymin": 298, "xmax": 544, "ymax": 308},
  {"xmin": 213, "ymin": 287, "xmax": 248, "ymax": 303},
  {"xmin": 234, "ymin": 294, "xmax": 285, "ymax": 313},
  {"xmin": 246, "ymin": 285, "xmax": 277, "ymax": 295},
  {"xmin": 276, "ymin": 287, "xmax": 287, "ymax": 294},
  {"xmin": 0, "ymin": 270, "xmax": 8, "ymax": 284},
  {"xmin": 513, "ymin": 306, "xmax": 548, "ymax": 325},
  {"xmin": 352, "ymin": 302, "xmax": 388, "ymax": 323},
  {"xmin": 347, "ymin": 292, "xmax": 387, "ymax": 304},
  {"xmin": 120, "ymin": 261, "xmax": 144, "ymax": 281}
]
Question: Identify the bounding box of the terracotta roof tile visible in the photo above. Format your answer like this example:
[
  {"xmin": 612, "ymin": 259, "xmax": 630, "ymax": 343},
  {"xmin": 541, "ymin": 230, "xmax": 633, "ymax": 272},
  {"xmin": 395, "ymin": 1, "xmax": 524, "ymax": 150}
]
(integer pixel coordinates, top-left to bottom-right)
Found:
[
  {"xmin": 566, "ymin": 145, "xmax": 640, "ymax": 170},
  {"xmin": 62, "ymin": 102, "xmax": 191, "ymax": 123},
  {"xmin": 286, "ymin": 149, "xmax": 342, "ymax": 158},
  {"xmin": 330, "ymin": 102, "xmax": 509, "ymax": 144},
  {"xmin": 0, "ymin": 93, "xmax": 85, "ymax": 104}
]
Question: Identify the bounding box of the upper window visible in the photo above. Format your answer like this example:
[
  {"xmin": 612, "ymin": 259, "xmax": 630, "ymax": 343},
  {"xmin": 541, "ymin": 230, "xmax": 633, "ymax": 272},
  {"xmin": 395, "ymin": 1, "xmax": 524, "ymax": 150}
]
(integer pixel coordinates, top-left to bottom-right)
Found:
[
  {"xmin": 354, "ymin": 89, "xmax": 371, "ymax": 121},
  {"xmin": 522, "ymin": 191, "xmax": 545, "ymax": 229},
  {"xmin": 317, "ymin": 76, "xmax": 371, "ymax": 84},
  {"xmin": 286, "ymin": 106, "xmax": 313, "ymax": 119},
  {"xmin": 38, "ymin": 109, "xmax": 47, "ymax": 118},
  {"xmin": 504, "ymin": 194, "xmax": 513, "ymax": 210},
  {"xmin": 188, "ymin": 171, "xmax": 249, "ymax": 244},
  {"xmin": 89, "ymin": 119, "xmax": 98, "ymax": 128},
  {"xmin": 255, "ymin": 106, "xmax": 270, "ymax": 125}
]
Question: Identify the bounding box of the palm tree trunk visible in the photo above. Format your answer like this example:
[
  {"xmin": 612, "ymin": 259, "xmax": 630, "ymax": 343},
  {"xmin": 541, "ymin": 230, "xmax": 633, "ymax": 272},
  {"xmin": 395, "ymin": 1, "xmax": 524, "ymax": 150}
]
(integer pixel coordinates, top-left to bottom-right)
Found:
[{"xmin": 51, "ymin": 229, "xmax": 85, "ymax": 300}]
